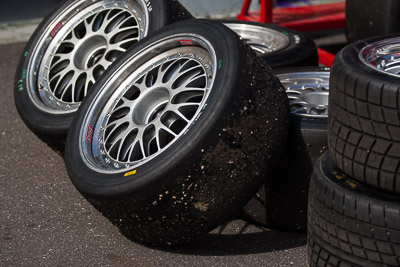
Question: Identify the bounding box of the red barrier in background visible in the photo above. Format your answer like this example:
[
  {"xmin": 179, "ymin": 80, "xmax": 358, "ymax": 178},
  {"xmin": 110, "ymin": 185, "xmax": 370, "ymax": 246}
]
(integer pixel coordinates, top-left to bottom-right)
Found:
[{"xmin": 237, "ymin": 0, "xmax": 345, "ymax": 66}]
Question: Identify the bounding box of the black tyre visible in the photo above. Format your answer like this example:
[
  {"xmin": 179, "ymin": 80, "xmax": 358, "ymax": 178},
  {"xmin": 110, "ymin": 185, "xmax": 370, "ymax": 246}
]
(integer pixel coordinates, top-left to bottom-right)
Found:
[
  {"xmin": 240, "ymin": 67, "xmax": 329, "ymax": 231},
  {"xmin": 14, "ymin": 0, "xmax": 192, "ymax": 139},
  {"xmin": 346, "ymin": 0, "xmax": 400, "ymax": 43},
  {"xmin": 64, "ymin": 20, "xmax": 289, "ymax": 246},
  {"xmin": 308, "ymin": 152, "xmax": 400, "ymax": 267},
  {"xmin": 221, "ymin": 20, "xmax": 318, "ymax": 68},
  {"xmin": 329, "ymin": 35, "xmax": 400, "ymax": 194}
]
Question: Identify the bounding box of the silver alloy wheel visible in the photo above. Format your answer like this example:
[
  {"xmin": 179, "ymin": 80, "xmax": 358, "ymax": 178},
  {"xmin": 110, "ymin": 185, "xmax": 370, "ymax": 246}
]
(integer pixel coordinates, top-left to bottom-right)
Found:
[
  {"xmin": 277, "ymin": 71, "xmax": 329, "ymax": 118},
  {"xmin": 224, "ymin": 23, "xmax": 290, "ymax": 55},
  {"xmin": 360, "ymin": 37, "xmax": 400, "ymax": 77},
  {"xmin": 80, "ymin": 35, "xmax": 216, "ymax": 173},
  {"xmin": 28, "ymin": 0, "xmax": 148, "ymax": 114}
]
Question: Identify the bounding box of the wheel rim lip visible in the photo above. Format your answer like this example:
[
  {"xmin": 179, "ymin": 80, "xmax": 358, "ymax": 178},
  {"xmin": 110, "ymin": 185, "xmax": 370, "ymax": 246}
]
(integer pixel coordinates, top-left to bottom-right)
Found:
[
  {"xmin": 276, "ymin": 71, "xmax": 330, "ymax": 118},
  {"xmin": 359, "ymin": 37, "xmax": 400, "ymax": 78},
  {"xmin": 224, "ymin": 23, "xmax": 290, "ymax": 55},
  {"xmin": 27, "ymin": 0, "xmax": 149, "ymax": 114},
  {"xmin": 79, "ymin": 34, "xmax": 217, "ymax": 174}
]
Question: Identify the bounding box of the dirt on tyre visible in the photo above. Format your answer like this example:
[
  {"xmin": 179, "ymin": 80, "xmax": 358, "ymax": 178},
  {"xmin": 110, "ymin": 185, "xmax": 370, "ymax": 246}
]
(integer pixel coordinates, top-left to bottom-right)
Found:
[
  {"xmin": 240, "ymin": 67, "xmax": 329, "ymax": 231},
  {"xmin": 64, "ymin": 19, "xmax": 289, "ymax": 246},
  {"xmin": 308, "ymin": 152, "xmax": 400, "ymax": 266},
  {"xmin": 329, "ymin": 35, "xmax": 400, "ymax": 194},
  {"xmin": 14, "ymin": 0, "xmax": 192, "ymax": 139},
  {"xmin": 221, "ymin": 20, "xmax": 318, "ymax": 69}
]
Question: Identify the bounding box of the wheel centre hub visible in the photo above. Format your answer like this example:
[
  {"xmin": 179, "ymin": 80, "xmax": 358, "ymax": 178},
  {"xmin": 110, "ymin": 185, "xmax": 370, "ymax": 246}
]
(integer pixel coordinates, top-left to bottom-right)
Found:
[
  {"xmin": 74, "ymin": 35, "xmax": 107, "ymax": 70},
  {"xmin": 133, "ymin": 88, "xmax": 170, "ymax": 125}
]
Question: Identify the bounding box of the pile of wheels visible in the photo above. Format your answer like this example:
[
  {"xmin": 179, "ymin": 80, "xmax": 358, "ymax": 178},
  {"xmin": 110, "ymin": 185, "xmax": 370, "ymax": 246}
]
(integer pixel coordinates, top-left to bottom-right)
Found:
[
  {"xmin": 13, "ymin": 0, "xmax": 400, "ymax": 264},
  {"xmin": 308, "ymin": 35, "xmax": 400, "ymax": 266}
]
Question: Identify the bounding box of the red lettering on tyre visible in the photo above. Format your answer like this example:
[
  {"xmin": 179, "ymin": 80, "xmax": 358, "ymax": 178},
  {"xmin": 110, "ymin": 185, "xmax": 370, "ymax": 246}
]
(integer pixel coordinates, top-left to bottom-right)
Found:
[
  {"xmin": 50, "ymin": 21, "xmax": 63, "ymax": 38},
  {"xmin": 179, "ymin": 39, "xmax": 193, "ymax": 46},
  {"xmin": 86, "ymin": 126, "xmax": 94, "ymax": 143}
]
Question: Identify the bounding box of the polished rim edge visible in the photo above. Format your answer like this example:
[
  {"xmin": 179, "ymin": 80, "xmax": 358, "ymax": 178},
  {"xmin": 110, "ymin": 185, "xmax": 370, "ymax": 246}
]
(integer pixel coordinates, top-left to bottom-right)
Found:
[
  {"xmin": 277, "ymin": 71, "xmax": 329, "ymax": 118},
  {"xmin": 27, "ymin": 0, "xmax": 148, "ymax": 114},
  {"xmin": 224, "ymin": 23, "xmax": 290, "ymax": 55},
  {"xmin": 360, "ymin": 37, "xmax": 400, "ymax": 78},
  {"xmin": 79, "ymin": 34, "xmax": 217, "ymax": 173}
]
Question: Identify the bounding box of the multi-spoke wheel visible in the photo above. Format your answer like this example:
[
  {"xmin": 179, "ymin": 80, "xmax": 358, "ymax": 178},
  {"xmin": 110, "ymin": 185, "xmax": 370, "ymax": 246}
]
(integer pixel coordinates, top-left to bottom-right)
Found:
[
  {"xmin": 222, "ymin": 20, "xmax": 318, "ymax": 68},
  {"xmin": 240, "ymin": 67, "xmax": 330, "ymax": 231},
  {"xmin": 14, "ymin": 0, "xmax": 192, "ymax": 138},
  {"xmin": 281, "ymin": 69, "xmax": 329, "ymax": 117},
  {"xmin": 360, "ymin": 37, "xmax": 400, "ymax": 76},
  {"xmin": 88, "ymin": 46, "xmax": 213, "ymax": 170},
  {"xmin": 64, "ymin": 20, "xmax": 289, "ymax": 246}
]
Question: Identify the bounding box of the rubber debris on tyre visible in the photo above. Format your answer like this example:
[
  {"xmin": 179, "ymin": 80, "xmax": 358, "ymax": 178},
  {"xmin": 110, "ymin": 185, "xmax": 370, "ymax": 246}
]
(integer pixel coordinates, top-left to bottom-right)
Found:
[
  {"xmin": 240, "ymin": 67, "xmax": 329, "ymax": 231},
  {"xmin": 222, "ymin": 20, "xmax": 318, "ymax": 69},
  {"xmin": 14, "ymin": 0, "xmax": 192, "ymax": 139},
  {"xmin": 308, "ymin": 152, "xmax": 400, "ymax": 267},
  {"xmin": 329, "ymin": 34, "xmax": 400, "ymax": 194},
  {"xmin": 64, "ymin": 19, "xmax": 290, "ymax": 246}
]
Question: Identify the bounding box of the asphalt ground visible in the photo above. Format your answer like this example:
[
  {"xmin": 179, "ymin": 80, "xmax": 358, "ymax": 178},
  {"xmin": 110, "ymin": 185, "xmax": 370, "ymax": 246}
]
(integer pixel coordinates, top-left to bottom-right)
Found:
[{"xmin": 0, "ymin": 41, "xmax": 310, "ymax": 266}]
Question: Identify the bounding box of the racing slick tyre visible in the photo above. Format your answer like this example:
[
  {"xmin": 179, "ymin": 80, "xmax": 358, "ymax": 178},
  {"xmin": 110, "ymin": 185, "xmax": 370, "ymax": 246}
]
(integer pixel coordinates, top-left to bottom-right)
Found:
[
  {"xmin": 14, "ymin": 0, "xmax": 192, "ymax": 139},
  {"xmin": 329, "ymin": 35, "xmax": 400, "ymax": 194},
  {"xmin": 64, "ymin": 20, "xmax": 290, "ymax": 246},
  {"xmin": 240, "ymin": 67, "xmax": 329, "ymax": 231},
  {"xmin": 221, "ymin": 20, "xmax": 318, "ymax": 69},
  {"xmin": 308, "ymin": 152, "xmax": 400, "ymax": 267},
  {"xmin": 346, "ymin": 0, "xmax": 400, "ymax": 43}
]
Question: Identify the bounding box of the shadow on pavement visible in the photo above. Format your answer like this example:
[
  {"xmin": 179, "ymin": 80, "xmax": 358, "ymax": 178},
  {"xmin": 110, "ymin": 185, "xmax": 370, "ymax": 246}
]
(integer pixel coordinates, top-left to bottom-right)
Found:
[
  {"xmin": 153, "ymin": 219, "xmax": 306, "ymax": 256},
  {"xmin": 38, "ymin": 136, "xmax": 66, "ymax": 157},
  {"xmin": 112, "ymin": 218, "xmax": 306, "ymax": 256}
]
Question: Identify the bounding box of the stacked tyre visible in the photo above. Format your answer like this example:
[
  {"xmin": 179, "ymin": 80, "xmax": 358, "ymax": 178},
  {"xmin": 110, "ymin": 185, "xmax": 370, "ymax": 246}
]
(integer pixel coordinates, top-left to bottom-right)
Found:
[{"xmin": 308, "ymin": 35, "xmax": 400, "ymax": 266}]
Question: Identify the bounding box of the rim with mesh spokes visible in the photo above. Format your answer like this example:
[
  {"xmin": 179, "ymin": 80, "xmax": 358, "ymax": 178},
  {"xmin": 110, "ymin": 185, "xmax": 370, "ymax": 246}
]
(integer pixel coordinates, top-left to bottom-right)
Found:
[
  {"xmin": 277, "ymin": 70, "xmax": 329, "ymax": 118},
  {"xmin": 224, "ymin": 23, "xmax": 290, "ymax": 55},
  {"xmin": 360, "ymin": 37, "xmax": 400, "ymax": 78},
  {"xmin": 28, "ymin": 0, "xmax": 148, "ymax": 114},
  {"xmin": 79, "ymin": 34, "xmax": 217, "ymax": 173}
]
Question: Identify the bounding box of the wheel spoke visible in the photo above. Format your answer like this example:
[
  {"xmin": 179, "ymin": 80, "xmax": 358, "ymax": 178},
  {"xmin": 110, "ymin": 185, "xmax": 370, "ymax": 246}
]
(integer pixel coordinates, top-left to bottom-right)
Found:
[
  {"xmin": 49, "ymin": 62, "xmax": 72, "ymax": 83},
  {"xmin": 138, "ymin": 134, "xmax": 147, "ymax": 159},
  {"xmin": 171, "ymin": 75, "xmax": 207, "ymax": 95},
  {"xmin": 106, "ymin": 16, "xmax": 138, "ymax": 37},
  {"xmin": 59, "ymin": 71, "xmax": 82, "ymax": 101},
  {"xmin": 103, "ymin": 9, "xmax": 127, "ymax": 33},
  {"xmin": 158, "ymin": 123, "xmax": 177, "ymax": 138},
  {"xmin": 163, "ymin": 60, "xmax": 203, "ymax": 87},
  {"xmin": 171, "ymin": 109, "xmax": 190, "ymax": 123},
  {"xmin": 107, "ymin": 36, "xmax": 139, "ymax": 52},
  {"xmin": 51, "ymin": 69, "xmax": 74, "ymax": 94}
]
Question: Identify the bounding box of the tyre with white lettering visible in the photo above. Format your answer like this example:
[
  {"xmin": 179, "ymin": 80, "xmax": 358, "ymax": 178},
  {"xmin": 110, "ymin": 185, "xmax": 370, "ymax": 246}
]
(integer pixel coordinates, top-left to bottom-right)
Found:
[
  {"xmin": 308, "ymin": 152, "xmax": 400, "ymax": 267},
  {"xmin": 222, "ymin": 20, "xmax": 318, "ymax": 68},
  {"xmin": 14, "ymin": 0, "xmax": 192, "ymax": 139},
  {"xmin": 240, "ymin": 67, "xmax": 329, "ymax": 231},
  {"xmin": 64, "ymin": 20, "xmax": 289, "ymax": 246}
]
